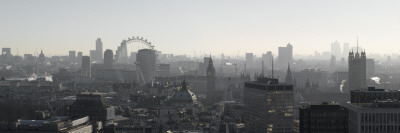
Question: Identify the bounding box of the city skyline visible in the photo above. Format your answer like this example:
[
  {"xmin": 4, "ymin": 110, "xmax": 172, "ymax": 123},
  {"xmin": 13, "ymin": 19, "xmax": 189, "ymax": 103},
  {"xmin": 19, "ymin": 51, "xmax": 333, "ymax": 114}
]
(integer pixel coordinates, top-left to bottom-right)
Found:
[{"xmin": 1, "ymin": 0, "xmax": 400, "ymax": 56}]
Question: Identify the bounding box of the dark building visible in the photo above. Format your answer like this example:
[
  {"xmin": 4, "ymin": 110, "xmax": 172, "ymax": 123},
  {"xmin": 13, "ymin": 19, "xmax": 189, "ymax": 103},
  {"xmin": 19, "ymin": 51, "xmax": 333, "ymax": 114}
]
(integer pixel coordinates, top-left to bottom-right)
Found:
[
  {"xmin": 38, "ymin": 50, "xmax": 45, "ymax": 65},
  {"xmin": 70, "ymin": 93, "xmax": 114, "ymax": 122},
  {"xmin": 81, "ymin": 56, "xmax": 91, "ymax": 77},
  {"xmin": 350, "ymin": 87, "xmax": 400, "ymax": 103},
  {"xmin": 299, "ymin": 102, "xmax": 348, "ymax": 133},
  {"xmin": 136, "ymin": 49, "xmax": 157, "ymax": 84},
  {"xmin": 2, "ymin": 48, "xmax": 11, "ymax": 56},
  {"xmin": 207, "ymin": 56, "xmax": 216, "ymax": 99},
  {"xmin": 104, "ymin": 49, "xmax": 113, "ymax": 69},
  {"xmin": 348, "ymin": 47, "xmax": 366, "ymax": 90},
  {"xmin": 244, "ymin": 77, "xmax": 294, "ymax": 133},
  {"xmin": 285, "ymin": 64, "xmax": 293, "ymax": 84}
]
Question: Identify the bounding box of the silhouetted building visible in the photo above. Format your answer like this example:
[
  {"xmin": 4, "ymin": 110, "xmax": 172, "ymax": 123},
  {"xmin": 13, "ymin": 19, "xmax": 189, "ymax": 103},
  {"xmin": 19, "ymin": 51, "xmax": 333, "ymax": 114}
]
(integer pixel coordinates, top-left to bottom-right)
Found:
[
  {"xmin": 278, "ymin": 43, "xmax": 293, "ymax": 69},
  {"xmin": 38, "ymin": 50, "xmax": 45, "ymax": 65},
  {"xmin": 90, "ymin": 50, "xmax": 97, "ymax": 63},
  {"xmin": 330, "ymin": 55, "xmax": 336, "ymax": 67},
  {"xmin": 348, "ymin": 48, "xmax": 366, "ymax": 90},
  {"xmin": 262, "ymin": 51, "xmax": 273, "ymax": 69},
  {"xmin": 136, "ymin": 49, "xmax": 157, "ymax": 84},
  {"xmin": 2, "ymin": 48, "xmax": 11, "ymax": 56},
  {"xmin": 104, "ymin": 49, "xmax": 113, "ymax": 69},
  {"xmin": 342, "ymin": 43, "xmax": 350, "ymax": 59},
  {"xmin": 81, "ymin": 56, "xmax": 91, "ymax": 77},
  {"xmin": 299, "ymin": 102, "xmax": 348, "ymax": 133},
  {"xmin": 244, "ymin": 77, "xmax": 294, "ymax": 133},
  {"xmin": 207, "ymin": 56, "xmax": 216, "ymax": 99},
  {"xmin": 69, "ymin": 51, "xmax": 76, "ymax": 62},
  {"xmin": 198, "ymin": 57, "xmax": 210, "ymax": 76},
  {"xmin": 70, "ymin": 92, "xmax": 115, "ymax": 122},
  {"xmin": 96, "ymin": 38, "xmax": 103, "ymax": 63},
  {"xmin": 77, "ymin": 51, "xmax": 83, "ymax": 64},
  {"xmin": 350, "ymin": 87, "xmax": 400, "ymax": 103},
  {"xmin": 285, "ymin": 64, "xmax": 293, "ymax": 84}
]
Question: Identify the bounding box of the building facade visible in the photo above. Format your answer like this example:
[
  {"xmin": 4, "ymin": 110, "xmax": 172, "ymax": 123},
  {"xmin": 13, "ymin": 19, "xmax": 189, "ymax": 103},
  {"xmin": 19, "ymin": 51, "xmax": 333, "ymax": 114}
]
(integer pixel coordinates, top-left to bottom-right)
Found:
[
  {"xmin": 244, "ymin": 77, "xmax": 294, "ymax": 133},
  {"xmin": 348, "ymin": 49, "xmax": 366, "ymax": 90}
]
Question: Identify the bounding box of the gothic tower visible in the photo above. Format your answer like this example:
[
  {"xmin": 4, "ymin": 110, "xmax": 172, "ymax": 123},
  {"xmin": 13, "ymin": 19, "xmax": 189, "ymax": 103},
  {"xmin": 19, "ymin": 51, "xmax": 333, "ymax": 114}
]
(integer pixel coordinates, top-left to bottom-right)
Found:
[
  {"xmin": 207, "ymin": 56, "xmax": 216, "ymax": 98},
  {"xmin": 348, "ymin": 43, "xmax": 366, "ymax": 90},
  {"xmin": 285, "ymin": 64, "xmax": 293, "ymax": 84}
]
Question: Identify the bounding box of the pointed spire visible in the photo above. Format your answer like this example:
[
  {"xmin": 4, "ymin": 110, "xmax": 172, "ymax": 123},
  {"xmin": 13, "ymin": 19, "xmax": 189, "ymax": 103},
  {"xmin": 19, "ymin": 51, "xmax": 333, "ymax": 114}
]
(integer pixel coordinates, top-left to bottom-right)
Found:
[{"xmin": 285, "ymin": 63, "xmax": 293, "ymax": 84}]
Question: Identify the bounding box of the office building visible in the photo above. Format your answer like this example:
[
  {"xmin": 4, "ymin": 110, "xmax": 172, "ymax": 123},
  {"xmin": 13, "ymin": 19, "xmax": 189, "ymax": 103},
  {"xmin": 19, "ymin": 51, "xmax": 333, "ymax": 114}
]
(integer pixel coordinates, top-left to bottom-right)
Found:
[
  {"xmin": 348, "ymin": 48, "xmax": 366, "ymax": 90},
  {"xmin": 331, "ymin": 41, "xmax": 341, "ymax": 57},
  {"xmin": 69, "ymin": 51, "xmax": 76, "ymax": 62},
  {"xmin": 96, "ymin": 38, "xmax": 103, "ymax": 63},
  {"xmin": 299, "ymin": 102, "xmax": 348, "ymax": 133},
  {"xmin": 278, "ymin": 43, "xmax": 293, "ymax": 69},
  {"xmin": 245, "ymin": 53, "xmax": 254, "ymax": 71},
  {"xmin": 77, "ymin": 51, "xmax": 83, "ymax": 64},
  {"xmin": 136, "ymin": 49, "xmax": 157, "ymax": 84},
  {"xmin": 244, "ymin": 77, "xmax": 294, "ymax": 133},
  {"xmin": 345, "ymin": 100, "xmax": 400, "ymax": 133},
  {"xmin": 70, "ymin": 92, "xmax": 115, "ymax": 122},
  {"xmin": 2, "ymin": 48, "xmax": 11, "ymax": 56},
  {"xmin": 350, "ymin": 87, "xmax": 400, "ymax": 103},
  {"xmin": 366, "ymin": 59, "xmax": 375, "ymax": 77},
  {"xmin": 342, "ymin": 43, "xmax": 350, "ymax": 59},
  {"xmin": 81, "ymin": 56, "xmax": 91, "ymax": 77},
  {"xmin": 104, "ymin": 49, "xmax": 113, "ymax": 69}
]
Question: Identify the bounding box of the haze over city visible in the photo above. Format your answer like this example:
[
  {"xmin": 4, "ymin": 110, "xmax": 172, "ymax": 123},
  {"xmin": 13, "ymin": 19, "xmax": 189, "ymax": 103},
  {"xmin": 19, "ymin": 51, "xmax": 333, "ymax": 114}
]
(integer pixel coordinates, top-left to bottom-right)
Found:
[
  {"xmin": 1, "ymin": 0, "xmax": 400, "ymax": 56},
  {"xmin": 3, "ymin": 1, "xmax": 400, "ymax": 133}
]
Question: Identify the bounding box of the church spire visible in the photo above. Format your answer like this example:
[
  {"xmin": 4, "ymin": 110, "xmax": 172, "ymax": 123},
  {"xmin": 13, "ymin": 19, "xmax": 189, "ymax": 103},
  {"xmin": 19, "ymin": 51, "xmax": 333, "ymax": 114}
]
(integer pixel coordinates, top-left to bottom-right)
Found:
[{"xmin": 285, "ymin": 63, "xmax": 293, "ymax": 84}]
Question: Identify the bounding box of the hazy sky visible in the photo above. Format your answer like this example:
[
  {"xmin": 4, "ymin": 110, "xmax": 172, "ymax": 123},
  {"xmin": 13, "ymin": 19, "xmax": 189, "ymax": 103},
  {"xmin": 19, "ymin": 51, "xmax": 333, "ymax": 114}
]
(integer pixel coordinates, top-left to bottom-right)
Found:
[{"xmin": 1, "ymin": 0, "xmax": 400, "ymax": 57}]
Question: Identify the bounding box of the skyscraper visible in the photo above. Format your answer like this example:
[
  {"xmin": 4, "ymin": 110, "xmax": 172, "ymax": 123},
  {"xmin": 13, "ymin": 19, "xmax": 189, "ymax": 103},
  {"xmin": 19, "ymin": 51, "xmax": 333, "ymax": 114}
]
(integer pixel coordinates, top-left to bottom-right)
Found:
[
  {"xmin": 81, "ymin": 56, "xmax": 91, "ymax": 77},
  {"xmin": 207, "ymin": 56, "xmax": 216, "ymax": 98},
  {"xmin": 69, "ymin": 51, "xmax": 76, "ymax": 62},
  {"xmin": 245, "ymin": 53, "xmax": 254, "ymax": 71},
  {"xmin": 348, "ymin": 47, "xmax": 366, "ymax": 91},
  {"xmin": 136, "ymin": 49, "xmax": 157, "ymax": 84},
  {"xmin": 278, "ymin": 43, "xmax": 293, "ymax": 69},
  {"xmin": 342, "ymin": 43, "xmax": 350, "ymax": 58},
  {"xmin": 96, "ymin": 38, "xmax": 103, "ymax": 63},
  {"xmin": 331, "ymin": 41, "xmax": 341, "ymax": 57},
  {"xmin": 104, "ymin": 49, "xmax": 113, "ymax": 69},
  {"xmin": 244, "ymin": 77, "xmax": 294, "ymax": 133}
]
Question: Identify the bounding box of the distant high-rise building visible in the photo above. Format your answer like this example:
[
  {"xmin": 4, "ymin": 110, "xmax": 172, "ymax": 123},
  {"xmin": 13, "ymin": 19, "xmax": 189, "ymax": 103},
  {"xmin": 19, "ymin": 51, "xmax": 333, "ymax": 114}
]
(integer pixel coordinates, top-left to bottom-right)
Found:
[
  {"xmin": 262, "ymin": 51, "xmax": 273, "ymax": 70},
  {"xmin": 244, "ymin": 77, "xmax": 294, "ymax": 133},
  {"xmin": 331, "ymin": 41, "xmax": 341, "ymax": 57},
  {"xmin": 245, "ymin": 53, "xmax": 254, "ymax": 71},
  {"xmin": 2, "ymin": 48, "xmax": 11, "ymax": 56},
  {"xmin": 366, "ymin": 59, "xmax": 375, "ymax": 77},
  {"xmin": 77, "ymin": 51, "xmax": 83, "ymax": 63},
  {"xmin": 343, "ymin": 43, "xmax": 350, "ymax": 58},
  {"xmin": 104, "ymin": 49, "xmax": 113, "ymax": 69},
  {"xmin": 278, "ymin": 43, "xmax": 293, "ymax": 69},
  {"xmin": 96, "ymin": 38, "xmax": 103, "ymax": 63},
  {"xmin": 69, "ymin": 51, "xmax": 76, "ymax": 62},
  {"xmin": 348, "ymin": 48, "xmax": 366, "ymax": 90},
  {"xmin": 136, "ymin": 49, "xmax": 157, "ymax": 84},
  {"xmin": 350, "ymin": 87, "xmax": 400, "ymax": 103},
  {"xmin": 299, "ymin": 102, "xmax": 348, "ymax": 133},
  {"xmin": 198, "ymin": 57, "xmax": 210, "ymax": 76},
  {"xmin": 81, "ymin": 56, "xmax": 91, "ymax": 77},
  {"xmin": 130, "ymin": 52, "xmax": 137, "ymax": 63},
  {"xmin": 330, "ymin": 55, "xmax": 336, "ymax": 66},
  {"xmin": 207, "ymin": 56, "xmax": 216, "ymax": 98},
  {"xmin": 90, "ymin": 50, "xmax": 96, "ymax": 62},
  {"xmin": 116, "ymin": 40, "xmax": 128, "ymax": 64},
  {"xmin": 39, "ymin": 50, "xmax": 45, "ymax": 65}
]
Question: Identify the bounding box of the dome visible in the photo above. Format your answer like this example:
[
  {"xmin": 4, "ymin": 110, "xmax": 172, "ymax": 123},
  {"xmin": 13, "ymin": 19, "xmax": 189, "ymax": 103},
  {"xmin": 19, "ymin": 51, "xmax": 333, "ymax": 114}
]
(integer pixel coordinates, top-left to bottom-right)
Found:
[{"xmin": 172, "ymin": 80, "xmax": 198, "ymax": 104}]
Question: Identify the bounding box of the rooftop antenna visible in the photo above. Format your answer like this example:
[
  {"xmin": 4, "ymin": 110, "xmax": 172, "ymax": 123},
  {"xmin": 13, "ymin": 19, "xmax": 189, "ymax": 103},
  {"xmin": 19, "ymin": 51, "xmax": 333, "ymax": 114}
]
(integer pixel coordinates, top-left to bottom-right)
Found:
[{"xmin": 272, "ymin": 55, "xmax": 274, "ymax": 78}]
